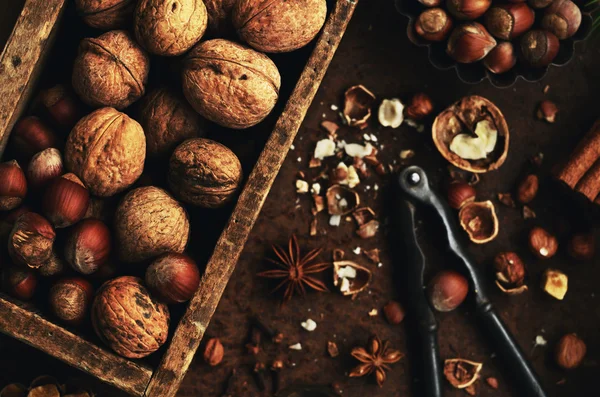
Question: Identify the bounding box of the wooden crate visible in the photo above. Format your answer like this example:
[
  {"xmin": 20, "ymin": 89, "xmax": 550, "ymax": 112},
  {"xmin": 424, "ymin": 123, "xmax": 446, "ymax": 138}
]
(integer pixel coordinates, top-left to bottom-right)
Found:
[{"xmin": 0, "ymin": 0, "xmax": 358, "ymax": 396}]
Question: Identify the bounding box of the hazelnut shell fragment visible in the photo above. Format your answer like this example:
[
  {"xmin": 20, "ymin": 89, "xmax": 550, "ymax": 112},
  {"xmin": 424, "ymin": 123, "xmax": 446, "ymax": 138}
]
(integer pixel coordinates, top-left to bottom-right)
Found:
[
  {"xmin": 344, "ymin": 85, "xmax": 376, "ymax": 128},
  {"xmin": 537, "ymin": 100, "xmax": 558, "ymax": 123},
  {"xmin": 494, "ymin": 252, "xmax": 528, "ymax": 294},
  {"xmin": 333, "ymin": 260, "xmax": 372, "ymax": 296},
  {"xmin": 326, "ymin": 185, "xmax": 360, "ymax": 216},
  {"xmin": 444, "ymin": 358, "xmax": 483, "ymax": 391},
  {"xmin": 458, "ymin": 200, "xmax": 499, "ymax": 244}
]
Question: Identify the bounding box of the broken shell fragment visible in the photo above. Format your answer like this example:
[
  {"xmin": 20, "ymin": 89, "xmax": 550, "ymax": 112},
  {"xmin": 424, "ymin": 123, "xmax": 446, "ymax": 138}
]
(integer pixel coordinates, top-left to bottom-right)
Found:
[
  {"xmin": 541, "ymin": 268, "xmax": 568, "ymax": 300},
  {"xmin": 326, "ymin": 185, "xmax": 360, "ymax": 215},
  {"xmin": 331, "ymin": 163, "xmax": 360, "ymax": 188},
  {"xmin": 333, "ymin": 260, "xmax": 372, "ymax": 296},
  {"xmin": 352, "ymin": 207, "xmax": 379, "ymax": 239},
  {"xmin": 458, "ymin": 200, "xmax": 499, "ymax": 244},
  {"xmin": 343, "ymin": 85, "xmax": 376, "ymax": 128},
  {"xmin": 444, "ymin": 358, "xmax": 483, "ymax": 392},
  {"xmin": 378, "ymin": 98, "xmax": 404, "ymax": 128}
]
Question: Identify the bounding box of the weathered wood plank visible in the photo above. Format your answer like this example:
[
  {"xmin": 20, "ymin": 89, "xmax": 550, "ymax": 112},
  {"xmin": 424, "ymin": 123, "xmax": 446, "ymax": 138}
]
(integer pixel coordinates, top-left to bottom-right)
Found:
[
  {"xmin": 0, "ymin": 295, "xmax": 153, "ymax": 396},
  {"xmin": 0, "ymin": 0, "xmax": 68, "ymax": 156},
  {"xmin": 143, "ymin": 1, "xmax": 359, "ymax": 396}
]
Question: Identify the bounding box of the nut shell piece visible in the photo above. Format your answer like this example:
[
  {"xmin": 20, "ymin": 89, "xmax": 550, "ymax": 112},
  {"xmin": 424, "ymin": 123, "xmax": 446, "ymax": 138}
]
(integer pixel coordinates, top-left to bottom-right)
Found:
[
  {"xmin": 182, "ymin": 39, "xmax": 281, "ymax": 129},
  {"xmin": 233, "ymin": 0, "xmax": 327, "ymax": 53},
  {"xmin": 333, "ymin": 260, "xmax": 372, "ymax": 296},
  {"xmin": 72, "ymin": 30, "xmax": 150, "ymax": 110},
  {"xmin": 76, "ymin": 0, "xmax": 135, "ymax": 30},
  {"xmin": 65, "ymin": 107, "xmax": 146, "ymax": 197},
  {"xmin": 134, "ymin": 0, "xmax": 208, "ymax": 56},
  {"xmin": 114, "ymin": 186, "xmax": 190, "ymax": 263},
  {"xmin": 458, "ymin": 200, "xmax": 499, "ymax": 244},
  {"xmin": 92, "ymin": 276, "xmax": 170, "ymax": 358},
  {"xmin": 168, "ymin": 138, "xmax": 243, "ymax": 208},
  {"xmin": 433, "ymin": 95, "xmax": 509, "ymax": 173}
]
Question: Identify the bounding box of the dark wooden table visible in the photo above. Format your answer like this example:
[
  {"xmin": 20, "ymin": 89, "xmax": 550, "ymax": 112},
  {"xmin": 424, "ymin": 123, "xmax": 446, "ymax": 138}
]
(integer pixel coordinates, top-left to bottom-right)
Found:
[{"xmin": 1, "ymin": 1, "xmax": 599, "ymax": 396}]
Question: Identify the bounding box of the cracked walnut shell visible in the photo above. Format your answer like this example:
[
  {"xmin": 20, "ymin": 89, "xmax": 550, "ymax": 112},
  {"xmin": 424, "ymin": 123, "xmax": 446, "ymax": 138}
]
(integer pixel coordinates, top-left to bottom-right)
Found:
[
  {"xmin": 114, "ymin": 186, "xmax": 190, "ymax": 263},
  {"xmin": 92, "ymin": 276, "xmax": 170, "ymax": 358},
  {"xmin": 65, "ymin": 107, "xmax": 146, "ymax": 197},
  {"xmin": 72, "ymin": 30, "xmax": 150, "ymax": 110},
  {"xmin": 134, "ymin": 0, "xmax": 207, "ymax": 56},
  {"xmin": 168, "ymin": 138, "xmax": 243, "ymax": 208},
  {"xmin": 76, "ymin": 0, "xmax": 135, "ymax": 30},
  {"xmin": 182, "ymin": 39, "xmax": 281, "ymax": 129},
  {"xmin": 233, "ymin": 0, "xmax": 327, "ymax": 53}
]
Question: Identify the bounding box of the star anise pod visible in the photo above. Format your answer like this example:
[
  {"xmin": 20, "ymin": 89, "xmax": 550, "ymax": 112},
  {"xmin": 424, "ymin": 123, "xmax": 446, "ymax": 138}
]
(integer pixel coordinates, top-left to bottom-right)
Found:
[
  {"xmin": 257, "ymin": 235, "xmax": 329, "ymax": 302},
  {"xmin": 349, "ymin": 335, "xmax": 403, "ymax": 387}
]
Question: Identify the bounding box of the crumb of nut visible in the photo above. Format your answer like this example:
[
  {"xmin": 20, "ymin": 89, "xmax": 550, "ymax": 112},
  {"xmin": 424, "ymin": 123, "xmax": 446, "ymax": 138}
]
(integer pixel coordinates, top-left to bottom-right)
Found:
[
  {"xmin": 486, "ymin": 377, "xmax": 499, "ymax": 389},
  {"xmin": 368, "ymin": 308, "xmax": 378, "ymax": 316},
  {"xmin": 543, "ymin": 85, "xmax": 550, "ymax": 94},
  {"xmin": 271, "ymin": 359, "xmax": 284, "ymax": 371},
  {"xmin": 400, "ymin": 149, "xmax": 415, "ymax": 160},
  {"xmin": 530, "ymin": 152, "xmax": 544, "ymax": 167},
  {"xmin": 273, "ymin": 333, "xmax": 284, "ymax": 344},
  {"xmin": 378, "ymin": 98, "xmax": 404, "ymax": 128},
  {"xmin": 310, "ymin": 217, "xmax": 318, "ymax": 236},
  {"xmin": 352, "ymin": 247, "xmax": 361, "ymax": 255},
  {"xmin": 203, "ymin": 338, "xmax": 224, "ymax": 366},
  {"xmin": 344, "ymin": 142, "xmax": 374, "ymax": 158},
  {"xmin": 311, "ymin": 183, "xmax": 321, "ymax": 195},
  {"xmin": 327, "ymin": 341, "xmax": 340, "ymax": 358},
  {"xmin": 314, "ymin": 138, "xmax": 336, "ymax": 159},
  {"xmin": 309, "ymin": 157, "xmax": 322, "ymax": 168},
  {"xmin": 537, "ymin": 100, "xmax": 558, "ymax": 123},
  {"xmin": 329, "ymin": 215, "xmax": 341, "ymax": 226},
  {"xmin": 523, "ymin": 205, "xmax": 536, "ymax": 219},
  {"xmin": 556, "ymin": 378, "xmax": 566, "ymax": 385},
  {"xmin": 301, "ymin": 319, "xmax": 317, "ymax": 332},
  {"xmin": 542, "ymin": 269, "xmax": 568, "ymax": 300},
  {"xmin": 363, "ymin": 248, "xmax": 380, "ymax": 263},
  {"xmin": 497, "ymin": 193, "xmax": 516, "ymax": 208},
  {"xmin": 288, "ymin": 343, "xmax": 302, "ymax": 351},
  {"xmin": 535, "ymin": 335, "xmax": 547, "ymax": 347},
  {"xmin": 296, "ymin": 180, "xmax": 309, "ymax": 193},
  {"xmin": 321, "ymin": 120, "xmax": 339, "ymax": 137}
]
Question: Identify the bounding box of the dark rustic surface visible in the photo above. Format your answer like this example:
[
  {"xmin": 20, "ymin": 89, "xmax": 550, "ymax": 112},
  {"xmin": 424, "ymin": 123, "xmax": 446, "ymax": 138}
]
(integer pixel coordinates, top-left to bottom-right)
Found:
[{"xmin": 1, "ymin": 0, "xmax": 600, "ymax": 397}]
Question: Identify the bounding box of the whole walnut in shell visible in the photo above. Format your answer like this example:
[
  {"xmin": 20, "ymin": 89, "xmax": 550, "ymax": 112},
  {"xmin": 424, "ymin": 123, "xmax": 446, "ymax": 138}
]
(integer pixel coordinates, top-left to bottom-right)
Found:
[
  {"xmin": 92, "ymin": 276, "xmax": 170, "ymax": 358},
  {"xmin": 138, "ymin": 88, "xmax": 204, "ymax": 158},
  {"xmin": 65, "ymin": 107, "xmax": 146, "ymax": 197},
  {"xmin": 183, "ymin": 39, "xmax": 281, "ymax": 129},
  {"xmin": 205, "ymin": 0, "xmax": 237, "ymax": 36},
  {"xmin": 72, "ymin": 30, "xmax": 150, "ymax": 110},
  {"xmin": 233, "ymin": 0, "xmax": 327, "ymax": 53},
  {"xmin": 134, "ymin": 0, "xmax": 208, "ymax": 56},
  {"xmin": 114, "ymin": 186, "xmax": 190, "ymax": 263},
  {"xmin": 76, "ymin": 0, "xmax": 135, "ymax": 30},
  {"xmin": 168, "ymin": 138, "xmax": 243, "ymax": 208}
]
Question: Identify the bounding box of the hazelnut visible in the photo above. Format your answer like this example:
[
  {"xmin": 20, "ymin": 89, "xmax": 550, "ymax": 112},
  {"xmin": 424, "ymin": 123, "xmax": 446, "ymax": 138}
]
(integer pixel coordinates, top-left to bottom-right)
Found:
[
  {"xmin": 168, "ymin": 138, "xmax": 243, "ymax": 208},
  {"xmin": 447, "ymin": 0, "xmax": 492, "ymax": 20},
  {"xmin": 458, "ymin": 201, "xmax": 499, "ymax": 244},
  {"xmin": 43, "ymin": 174, "xmax": 90, "ymax": 228},
  {"xmin": 2, "ymin": 267, "xmax": 37, "ymax": 300},
  {"xmin": 134, "ymin": 0, "xmax": 207, "ymax": 56},
  {"xmin": 494, "ymin": 252, "xmax": 527, "ymax": 294},
  {"xmin": 516, "ymin": 174, "xmax": 539, "ymax": 203},
  {"xmin": 536, "ymin": 100, "xmax": 558, "ymax": 123},
  {"xmin": 484, "ymin": 3, "xmax": 535, "ymax": 40},
  {"xmin": 203, "ymin": 337, "xmax": 224, "ymax": 366},
  {"xmin": 483, "ymin": 41, "xmax": 517, "ymax": 74},
  {"xmin": 37, "ymin": 84, "xmax": 83, "ymax": 131},
  {"xmin": 406, "ymin": 93, "xmax": 435, "ymax": 120},
  {"xmin": 528, "ymin": 0, "xmax": 553, "ymax": 8},
  {"xmin": 49, "ymin": 277, "xmax": 94, "ymax": 326},
  {"xmin": 555, "ymin": 334, "xmax": 586, "ymax": 369},
  {"xmin": 75, "ymin": 0, "xmax": 135, "ymax": 30},
  {"xmin": 145, "ymin": 253, "xmax": 201, "ymax": 303},
  {"xmin": 233, "ymin": 0, "xmax": 327, "ymax": 53},
  {"xmin": 92, "ymin": 276, "xmax": 170, "ymax": 358},
  {"xmin": 114, "ymin": 186, "xmax": 190, "ymax": 263},
  {"xmin": 542, "ymin": 0, "xmax": 582, "ymax": 39},
  {"xmin": 541, "ymin": 268, "xmax": 568, "ymax": 300},
  {"xmin": 10, "ymin": 116, "xmax": 57, "ymax": 162},
  {"xmin": 415, "ymin": 8, "xmax": 453, "ymax": 42},
  {"xmin": 383, "ymin": 301, "xmax": 405, "ymax": 325},
  {"xmin": 204, "ymin": 0, "xmax": 236, "ymax": 35},
  {"xmin": 65, "ymin": 219, "xmax": 111, "ymax": 275},
  {"xmin": 427, "ymin": 270, "xmax": 469, "ymax": 312},
  {"xmin": 182, "ymin": 39, "xmax": 281, "ymax": 129},
  {"xmin": 419, "ymin": 0, "xmax": 442, "ymax": 6},
  {"xmin": 65, "ymin": 107, "xmax": 146, "ymax": 197},
  {"xmin": 529, "ymin": 227, "xmax": 558, "ymax": 259},
  {"xmin": 520, "ymin": 30, "xmax": 560, "ymax": 68},
  {"xmin": 138, "ymin": 88, "xmax": 203, "ymax": 158},
  {"xmin": 447, "ymin": 180, "xmax": 476, "ymax": 209},
  {"xmin": 568, "ymin": 233, "xmax": 595, "ymax": 261},
  {"xmin": 0, "ymin": 160, "xmax": 27, "ymax": 211},
  {"xmin": 27, "ymin": 148, "xmax": 63, "ymax": 190},
  {"xmin": 72, "ymin": 30, "xmax": 150, "ymax": 109},
  {"xmin": 8, "ymin": 212, "xmax": 56, "ymax": 268},
  {"xmin": 447, "ymin": 23, "xmax": 497, "ymax": 64}
]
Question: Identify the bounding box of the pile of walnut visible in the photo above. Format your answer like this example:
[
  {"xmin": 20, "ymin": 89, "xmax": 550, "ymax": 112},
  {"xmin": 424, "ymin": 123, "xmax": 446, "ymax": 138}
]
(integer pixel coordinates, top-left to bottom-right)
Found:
[{"xmin": 0, "ymin": 0, "xmax": 328, "ymax": 359}]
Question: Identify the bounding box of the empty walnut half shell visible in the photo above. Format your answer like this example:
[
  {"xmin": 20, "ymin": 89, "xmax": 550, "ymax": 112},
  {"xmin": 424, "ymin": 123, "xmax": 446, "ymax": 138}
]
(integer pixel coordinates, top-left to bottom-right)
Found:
[
  {"xmin": 343, "ymin": 85, "xmax": 376, "ymax": 128},
  {"xmin": 326, "ymin": 185, "xmax": 360, "ymax": 215},
  {"xmin": 433, "ymin": 96, "xmax": 509, "ymax": 173},
  {"xmin": 458, "ymin": 200, "xmax": 498, "ymax": 244},
  {"xmin": 444, "ymin": 358, "xmax": 483, "ymax": 392},
  {"xmin": 333, "ymin": 260, "xmax": 372, "ymax": 296}
]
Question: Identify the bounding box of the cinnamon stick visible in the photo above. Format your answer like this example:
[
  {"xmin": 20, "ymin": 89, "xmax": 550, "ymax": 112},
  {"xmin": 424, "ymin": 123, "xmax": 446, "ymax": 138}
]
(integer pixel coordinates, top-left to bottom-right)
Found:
[
  {"xmin": 575, "ymin": 158, "xmax": 600, "ymax": 201},
  {"xmin": 555, "ymin": 119, "xmax": 600, "ymax": 189}
]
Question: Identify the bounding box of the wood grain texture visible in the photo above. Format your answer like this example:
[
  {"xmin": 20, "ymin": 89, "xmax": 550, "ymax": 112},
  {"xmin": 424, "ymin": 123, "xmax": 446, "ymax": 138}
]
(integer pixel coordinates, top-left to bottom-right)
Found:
[
  {"xmin": 0, "ymin": 0, "xmax": 68, "ymax": 156},
  {"xmin": 143, "ymin": 1, "xmax": 359, "ymax": 396},
  {"xmin": 0, "ymin": 295, "xmax": 153, "ymax": 396}
]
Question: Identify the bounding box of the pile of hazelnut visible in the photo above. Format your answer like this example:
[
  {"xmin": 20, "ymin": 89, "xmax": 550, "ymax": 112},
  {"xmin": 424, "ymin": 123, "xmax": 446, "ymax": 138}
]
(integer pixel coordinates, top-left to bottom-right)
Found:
[
  {"xmin": 0, "ymin": 0, "xmax": 328, "ymax": 359},
  {"xmin": 413, "ymin": 0, "xmax": 583, "ymax": 74}
]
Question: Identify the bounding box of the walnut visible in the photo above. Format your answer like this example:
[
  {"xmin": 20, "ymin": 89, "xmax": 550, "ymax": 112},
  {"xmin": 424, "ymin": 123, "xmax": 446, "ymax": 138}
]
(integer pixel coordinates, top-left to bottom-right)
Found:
[
  {"xmin": 65, "ymin": 108, "xmax": 146, "ymax": 197},
  {"xmin": 72, "ymin": 30, "xmax": 150, "ymax": 110},
  {"xmin": 114, "ymin": 186, "xmax": 190, "ymax": 263},
  {"xmin": 233, "ymin": 0, "xmax": 327, "ymax": 53},
  {"xmin": 168, "ymin": 138, "xmax": 243, "ymax": 208},
  {"xmin": 205, "ymin": 0, "xmax": 237, "ymax": 36},
  {"xmin": 138, "ymin": 88, "xmax": 204, "ymax": 158},
  {"xmin": 134, "ymin": 0, "xmax": 208, "ymax": 56},
  {"xmin": 182, "ymin": 39, "xmax": 281, "ymax": 129},
  {"xmin": 75, "ymin": 0, "xmax": 135, "ymax": 30},
  {"xmin": 92, "ymin": 276, "xmax": 170, "ymax": 358}
]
